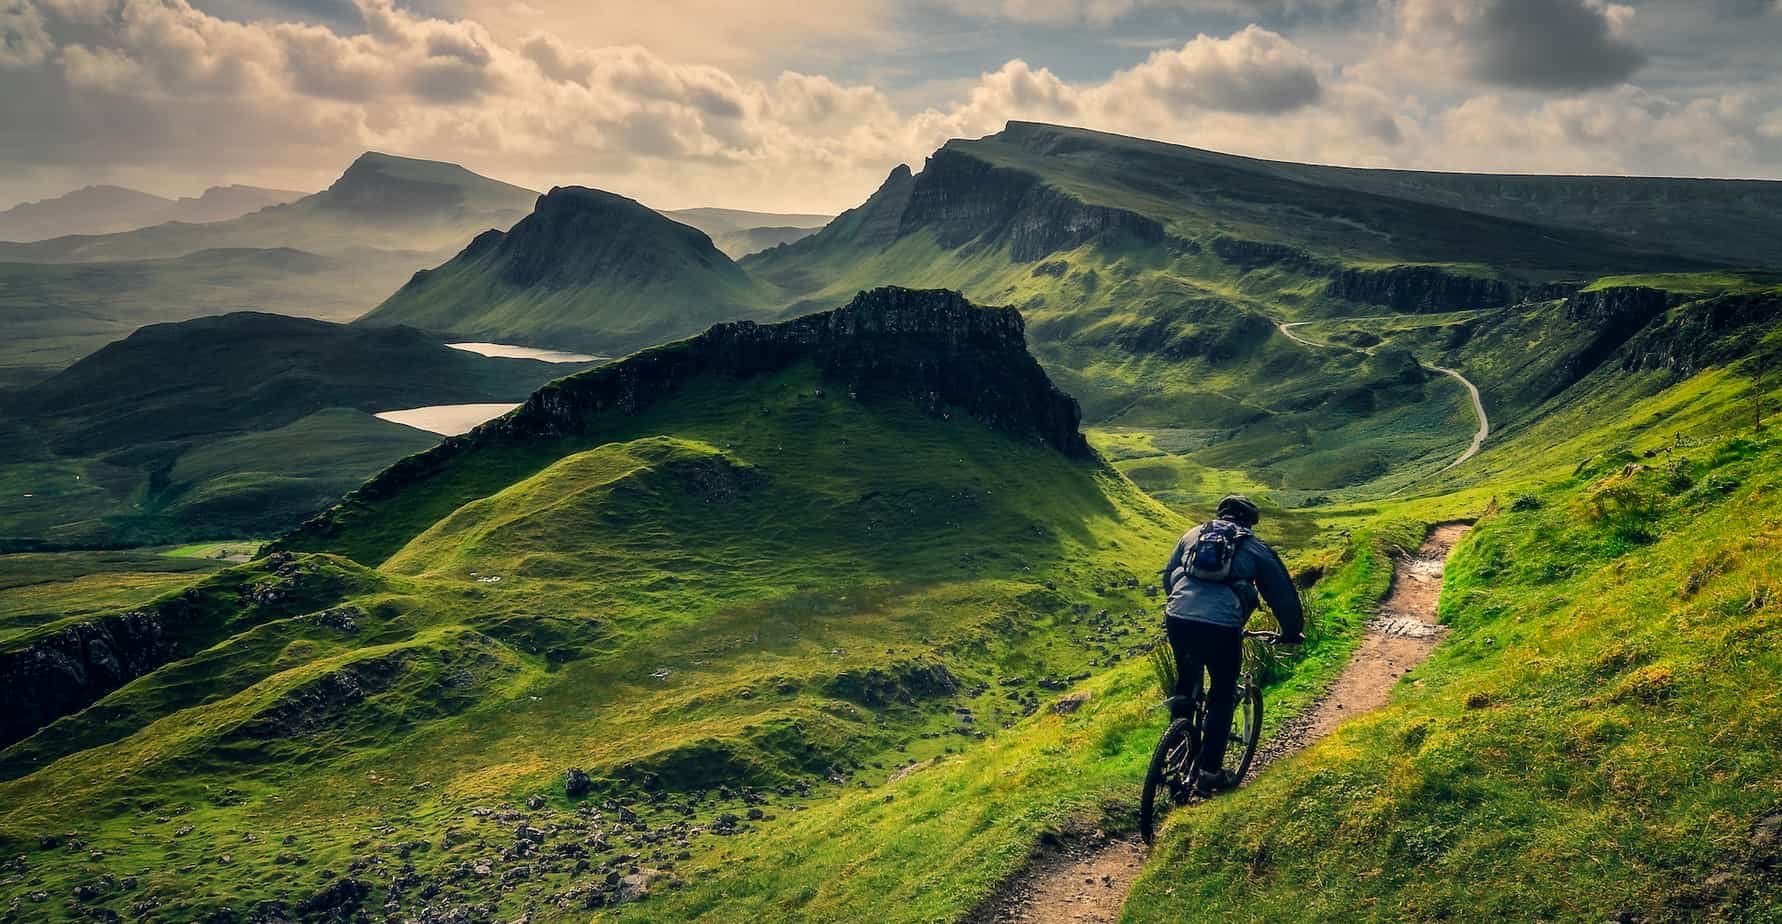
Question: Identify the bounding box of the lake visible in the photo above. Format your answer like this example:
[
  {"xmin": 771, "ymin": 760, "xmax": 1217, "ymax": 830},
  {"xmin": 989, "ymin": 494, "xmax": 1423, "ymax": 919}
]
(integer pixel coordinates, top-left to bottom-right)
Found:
[
  {"xmin": 374, "ymin": 403, "xmax": 520, "ymax": 436},
  {"xmin": 447, "ymin": 342, "xmax": 604, "ymax": 363}
]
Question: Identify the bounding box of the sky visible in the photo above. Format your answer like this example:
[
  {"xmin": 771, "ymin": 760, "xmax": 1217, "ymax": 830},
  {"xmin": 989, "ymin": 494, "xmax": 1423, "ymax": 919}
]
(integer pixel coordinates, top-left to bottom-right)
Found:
[{"xmin": 1, "ymin": 0, "xmax": 1779, "ymax": 213}]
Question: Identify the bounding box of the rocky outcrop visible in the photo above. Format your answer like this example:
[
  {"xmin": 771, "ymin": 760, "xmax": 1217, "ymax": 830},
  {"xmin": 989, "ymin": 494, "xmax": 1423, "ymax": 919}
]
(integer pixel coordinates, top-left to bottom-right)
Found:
[
  {"xmin": 899, "ymin": 149, "xmax": 1165, "ymax": 261},
  {"xmin": 1620, "ymin": 292, "xmax": 1782, "ymax": 376},
  {"xmin": 824, "ymin": 661, "xmax": 960, "ymax": 708},
  {"xmin": 0, "ymin": 609, "xmax": 176, "ymax": 748},
  {"xmin": 1210, "ymin": 236, "xmax": 1321, "ymax": 272},
  {"xmin": 1325, "ymin": 265, "xmax": 1518, "ymax": 312},
  {"xmin": 0, "ymin": 553, "xmax": 377, "ymax": 749},
  {"xmin": 1552, "ymin": 286, "xmax": 1680, "ymax": 391},
  {"xmin": 279, "ymin": 288, "xmax": 1095, "ymax": 557}
]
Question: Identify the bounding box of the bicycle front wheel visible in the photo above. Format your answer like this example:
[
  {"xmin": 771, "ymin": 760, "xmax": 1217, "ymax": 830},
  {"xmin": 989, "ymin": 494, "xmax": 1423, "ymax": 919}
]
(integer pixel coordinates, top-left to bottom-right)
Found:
[{"xmin": 1139, "ymin": 717, "xmax": 1196, "ymax": 845}]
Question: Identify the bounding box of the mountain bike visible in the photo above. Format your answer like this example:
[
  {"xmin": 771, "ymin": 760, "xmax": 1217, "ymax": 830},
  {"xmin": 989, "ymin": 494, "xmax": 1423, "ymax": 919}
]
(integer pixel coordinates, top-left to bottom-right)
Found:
[{"xmin": 1138, "ymin": 629, "xmax": 1279, "ymax": 844}]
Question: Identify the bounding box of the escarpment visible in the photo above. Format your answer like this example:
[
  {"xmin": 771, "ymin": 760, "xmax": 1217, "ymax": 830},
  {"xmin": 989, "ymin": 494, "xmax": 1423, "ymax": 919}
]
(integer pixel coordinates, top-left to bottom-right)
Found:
[
  {"xmin": 898, "ymin": 148, "xmax": 1165, "ymax": 261},
  {"xmin": 1325, "ymin": 265, "xmax": 1519, "ymax": 312}
]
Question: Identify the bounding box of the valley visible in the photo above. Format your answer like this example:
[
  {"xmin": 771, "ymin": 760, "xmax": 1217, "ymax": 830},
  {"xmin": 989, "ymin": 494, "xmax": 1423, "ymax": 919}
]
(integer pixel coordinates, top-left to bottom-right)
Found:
[{"xmin": 1, "ymin": 120, "xmax": 1781, "ymax": 924}]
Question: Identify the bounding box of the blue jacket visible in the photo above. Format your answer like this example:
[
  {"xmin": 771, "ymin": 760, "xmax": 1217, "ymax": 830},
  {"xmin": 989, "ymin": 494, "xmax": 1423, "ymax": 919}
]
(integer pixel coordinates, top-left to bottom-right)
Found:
[{"xmin": 1162, "ymin": 520, "xmax": 1304, "ymax": 635}]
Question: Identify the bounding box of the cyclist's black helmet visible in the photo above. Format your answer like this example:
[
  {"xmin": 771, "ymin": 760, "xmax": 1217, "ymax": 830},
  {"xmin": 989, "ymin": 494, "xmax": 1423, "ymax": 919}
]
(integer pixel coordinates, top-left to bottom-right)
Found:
[{"xmin": 1216, "ymin": 494, "xmax": 1261, "ymax": 527}]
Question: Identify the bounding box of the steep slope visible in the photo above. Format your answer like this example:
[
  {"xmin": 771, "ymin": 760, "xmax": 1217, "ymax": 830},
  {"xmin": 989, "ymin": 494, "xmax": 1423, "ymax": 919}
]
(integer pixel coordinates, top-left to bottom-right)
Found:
[
  {"xmin": 358, "ymin": 186, "xmax": 781, "ymax": 355},
  {"xmin": 0, "ymin": 287, "xmax": 1189, "ymax": 922},
  {"xmin": 0, "ymin": 313, "xmax": 589, "ymax": 548}
]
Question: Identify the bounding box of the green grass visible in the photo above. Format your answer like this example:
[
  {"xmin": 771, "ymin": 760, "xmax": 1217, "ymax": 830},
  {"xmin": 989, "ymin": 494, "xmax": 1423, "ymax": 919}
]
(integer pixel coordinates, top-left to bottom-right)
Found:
[
  {"xmin": 0, "ymin": 550, "xmax": 221, "ymax": 644},
  {"xmin": 1123, "ymin": 429, "xmax": 1782, "ymax": 923}
]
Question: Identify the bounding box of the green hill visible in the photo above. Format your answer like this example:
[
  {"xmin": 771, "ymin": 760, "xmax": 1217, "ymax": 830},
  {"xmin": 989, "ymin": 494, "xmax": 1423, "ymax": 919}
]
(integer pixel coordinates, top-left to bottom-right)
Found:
[
  {"xmin": 0, "ymin": 288, "xmax": 1196, "ymax": 921},
  {"xmin": 357, "ymin": 186, "xmax": 782, "ymax": 355},
  {"xmin": 0, "ymin": 313, "xmax": 588, "ymax": 549}
]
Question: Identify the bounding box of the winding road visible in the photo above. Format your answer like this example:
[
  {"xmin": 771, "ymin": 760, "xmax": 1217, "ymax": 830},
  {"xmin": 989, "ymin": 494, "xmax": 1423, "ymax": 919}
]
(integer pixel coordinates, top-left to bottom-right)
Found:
[{"xmin": 1277, "ymin": 320, "xmax": 1490, "ymax": 473}]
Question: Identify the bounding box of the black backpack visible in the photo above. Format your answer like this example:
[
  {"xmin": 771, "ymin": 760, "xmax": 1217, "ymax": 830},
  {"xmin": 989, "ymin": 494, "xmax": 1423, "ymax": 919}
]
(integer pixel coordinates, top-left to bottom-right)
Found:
[{"xmin": 1186, "ymin": 519, "xmax": 1251, "ymax": 582}]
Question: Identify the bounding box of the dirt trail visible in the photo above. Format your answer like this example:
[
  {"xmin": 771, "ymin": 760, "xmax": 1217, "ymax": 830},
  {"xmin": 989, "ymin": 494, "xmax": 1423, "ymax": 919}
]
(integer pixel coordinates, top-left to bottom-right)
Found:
[
  {"xmin": 971, "ymin": 523, "xmax": 1470, "ymax": 924},
  {"xmin": 1277, "ymin": 319, "xmax": 1489, "ymax": 474}
]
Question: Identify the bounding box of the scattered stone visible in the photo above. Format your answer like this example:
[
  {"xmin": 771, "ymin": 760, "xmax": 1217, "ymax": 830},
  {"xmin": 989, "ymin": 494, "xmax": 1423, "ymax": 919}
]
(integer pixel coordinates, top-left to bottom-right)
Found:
[
  {"xmin": 297, "ymin": 877, "xmax": 371, "ymax": 920},
  {"xmin": 526, "ymin": 795, "xmax": 546, "ymax": 810},
  {"xmin": 1053, "ymin": 691, "xmax": 1092, "ymax": 715},
  {"xmin": 613, "ymin": 869, "xmax": 661, "ymax": 905},
  {"xmin": 565, "ymin": 768, "xmax": 592, "ymax": 799}
]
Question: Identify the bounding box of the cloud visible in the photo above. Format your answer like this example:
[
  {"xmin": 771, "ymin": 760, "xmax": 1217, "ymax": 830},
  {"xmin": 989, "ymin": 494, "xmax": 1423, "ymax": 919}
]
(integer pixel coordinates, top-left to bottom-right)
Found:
[
  {"xmin": 1107, "ymin": 24, "xmax": 1324, "ymax": 114},
  {"xmin": 0, "ymin": 0, "xmax": 1776, "ymax": 213},
  {"xmin": 1385, "ymin": 0, "xmax": 1647, "ymax": 91},
  {"xmin": 943, "ymin": 0, "xmax": 1349, "ymax": 26}
]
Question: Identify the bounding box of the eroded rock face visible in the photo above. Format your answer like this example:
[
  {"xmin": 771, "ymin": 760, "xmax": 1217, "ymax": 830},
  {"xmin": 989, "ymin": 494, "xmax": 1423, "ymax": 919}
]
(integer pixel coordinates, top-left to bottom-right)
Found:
[
  {"xmin": 1325, "ymin": 265, "xmax": 1518, "ymax": 312},
  {"xmin": 1551, "ymin": 286, "xmax": 1680, "ymax": 392},
  {"xmin": 0, "ymin": 609, "xmax": 174, "ymax": 748},
  {"xmin": 899, "ymin": 149, "xmax": 1165, "ymax": 262},
  {"xmin": 1621, "ymin": 291, "xmax": 1782, "ymax": 376}
]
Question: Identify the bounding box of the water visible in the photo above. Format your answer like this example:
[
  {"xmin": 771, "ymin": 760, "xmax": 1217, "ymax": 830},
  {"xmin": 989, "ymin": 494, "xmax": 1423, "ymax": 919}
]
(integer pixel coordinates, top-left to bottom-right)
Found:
[
  {"xmin": 375, "ymin": 403, "xmax": 520, "ymax": 436},
  {"xmin": 447, "ymin": 342, "xmax": 604, "ymax": 363}
]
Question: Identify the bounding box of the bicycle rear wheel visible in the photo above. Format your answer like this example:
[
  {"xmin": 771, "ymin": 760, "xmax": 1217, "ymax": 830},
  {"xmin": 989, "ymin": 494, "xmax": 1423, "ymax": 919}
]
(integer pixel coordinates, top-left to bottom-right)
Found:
[
  {"xmin": 1139, "ymin": 717, "xmax": 1196, "ymax": 845},
  {"xmin": 1210, "ymin": 684, "xmax": 1263, "ymax": 785}
]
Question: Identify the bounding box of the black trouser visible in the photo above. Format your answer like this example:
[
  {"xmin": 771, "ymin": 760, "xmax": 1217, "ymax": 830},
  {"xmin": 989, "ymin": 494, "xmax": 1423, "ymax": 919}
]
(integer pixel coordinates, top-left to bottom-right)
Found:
[{"xmin": 1166, "ymin": 617, "xmax": 1244, "ymax": 773}]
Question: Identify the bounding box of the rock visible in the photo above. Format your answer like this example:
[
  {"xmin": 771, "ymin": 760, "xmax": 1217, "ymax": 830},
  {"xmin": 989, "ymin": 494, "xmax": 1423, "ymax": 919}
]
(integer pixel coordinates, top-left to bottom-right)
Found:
[
  {"xmin": 526, "ymin": 795, "xmax": 546, "ymax": 810},
  {"xmin": 1052, "ymin": 691, "xmax": 1091, "ymax": 715},
  {"xmin": 297, "ymin": 877, "xmax": 371, "ymax": 920},
  {"xmin": 746, "ymin": 808, "xmax": 765, "ymax": 821},
  {"xmin": 564, "ymin": 768, "xmax": 591, "ymax": 799},
  {"xmin": 613, "ymin": 869, "xmax": 662, "ymax": 905}
]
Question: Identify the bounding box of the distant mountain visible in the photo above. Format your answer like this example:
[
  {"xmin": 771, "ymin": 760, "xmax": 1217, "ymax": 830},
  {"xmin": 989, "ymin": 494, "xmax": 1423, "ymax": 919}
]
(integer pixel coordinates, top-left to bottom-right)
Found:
[
  {"xmin": 0, "ymin": 184, "xmax": 306, "ymax": 242},
  {"xmin": 0, "ymin": 153, "xmax": 542, "ymax": 380},
  {"xmin": 0, "ymin": 312, "xmax": 589, "ymax": 548},
  {"xmin": 360, "ymin": 186, "xmax": 780, "ymax": 354},
  {"xmin": 0, "ymin": 152, "xmax": 536, "ymax": 264},
  {"xmin": 661, "ymin": 206, "xmax": 831, "ymax": 257}
]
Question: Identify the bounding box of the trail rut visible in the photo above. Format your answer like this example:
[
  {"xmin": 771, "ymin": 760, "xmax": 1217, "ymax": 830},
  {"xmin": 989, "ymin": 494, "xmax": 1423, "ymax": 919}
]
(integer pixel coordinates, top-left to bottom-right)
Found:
[{"xmin": 971, "ymin": 523, "xmax": 1470, "ymax": 924}]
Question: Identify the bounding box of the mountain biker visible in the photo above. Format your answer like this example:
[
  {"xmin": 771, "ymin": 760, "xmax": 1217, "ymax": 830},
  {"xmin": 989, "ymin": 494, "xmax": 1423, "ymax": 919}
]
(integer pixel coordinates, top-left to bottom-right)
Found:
[{"xmin": 1160, "ymin": 494, "xmax": 1304, "ymax": 794}]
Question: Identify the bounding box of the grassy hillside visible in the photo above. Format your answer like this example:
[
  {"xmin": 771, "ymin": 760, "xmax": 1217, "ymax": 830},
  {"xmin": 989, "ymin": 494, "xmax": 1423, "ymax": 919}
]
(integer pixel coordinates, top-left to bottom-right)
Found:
[
  {"xmin": 1127, "ymin": 425, "xmax": 1782, "ymax": 923},
  {"xmin": 0, "ymin": 313, "xmax": 589, "ymax": 549},
  {"xmin": 359, "ymin": 187, "xmax": 781, "ymax": 355},
  {"xmin": 0, "ymin": 289, "xmax": 1235, "ymax": 922}
]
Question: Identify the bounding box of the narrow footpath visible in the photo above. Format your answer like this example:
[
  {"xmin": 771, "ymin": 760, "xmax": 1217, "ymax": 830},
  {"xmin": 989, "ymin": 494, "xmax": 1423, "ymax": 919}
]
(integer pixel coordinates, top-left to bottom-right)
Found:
[{"xmin": 972, "ymin": 524, "xmax": 1471, "ymax": 924}]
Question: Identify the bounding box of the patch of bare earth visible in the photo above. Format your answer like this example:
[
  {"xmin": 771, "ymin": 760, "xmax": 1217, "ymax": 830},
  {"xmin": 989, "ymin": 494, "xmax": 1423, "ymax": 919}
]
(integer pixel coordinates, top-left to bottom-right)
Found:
[{"xmin": 969, "ymin": 523, "xmax": 1470, "ymax": 924}]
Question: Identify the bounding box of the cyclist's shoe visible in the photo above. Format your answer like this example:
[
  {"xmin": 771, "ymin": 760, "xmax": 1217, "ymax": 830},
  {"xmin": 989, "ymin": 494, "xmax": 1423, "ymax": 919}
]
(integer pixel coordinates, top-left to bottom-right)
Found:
[
  {"xmin": 1162, "ymin": 695, "xmax": 1194, "ymax": 720},
  {"xmin": 1195, "ymin": 769, "xmax": 1241, "ymax": 795}
]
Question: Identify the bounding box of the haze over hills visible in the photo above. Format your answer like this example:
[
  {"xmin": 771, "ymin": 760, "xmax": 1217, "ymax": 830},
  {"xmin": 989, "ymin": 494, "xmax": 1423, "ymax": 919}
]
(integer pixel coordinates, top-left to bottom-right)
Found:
[
  {"xmin": 661, "ymin": 207, "xmax": 834, "ymax": 258},
  {"xmin": 0, "ymin": 184, "xmax": 308, "ymax": 243},
  {"xmin": 0, "ymin": 153, "xmax": 542, "ymax": 383},
  {"xmin": 359, "ymin": 186, "xmax": 782, "ymax": 355},
  {"xmin": 0, "ymin": 312, "xmax": 591, "ymax": 550}
]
